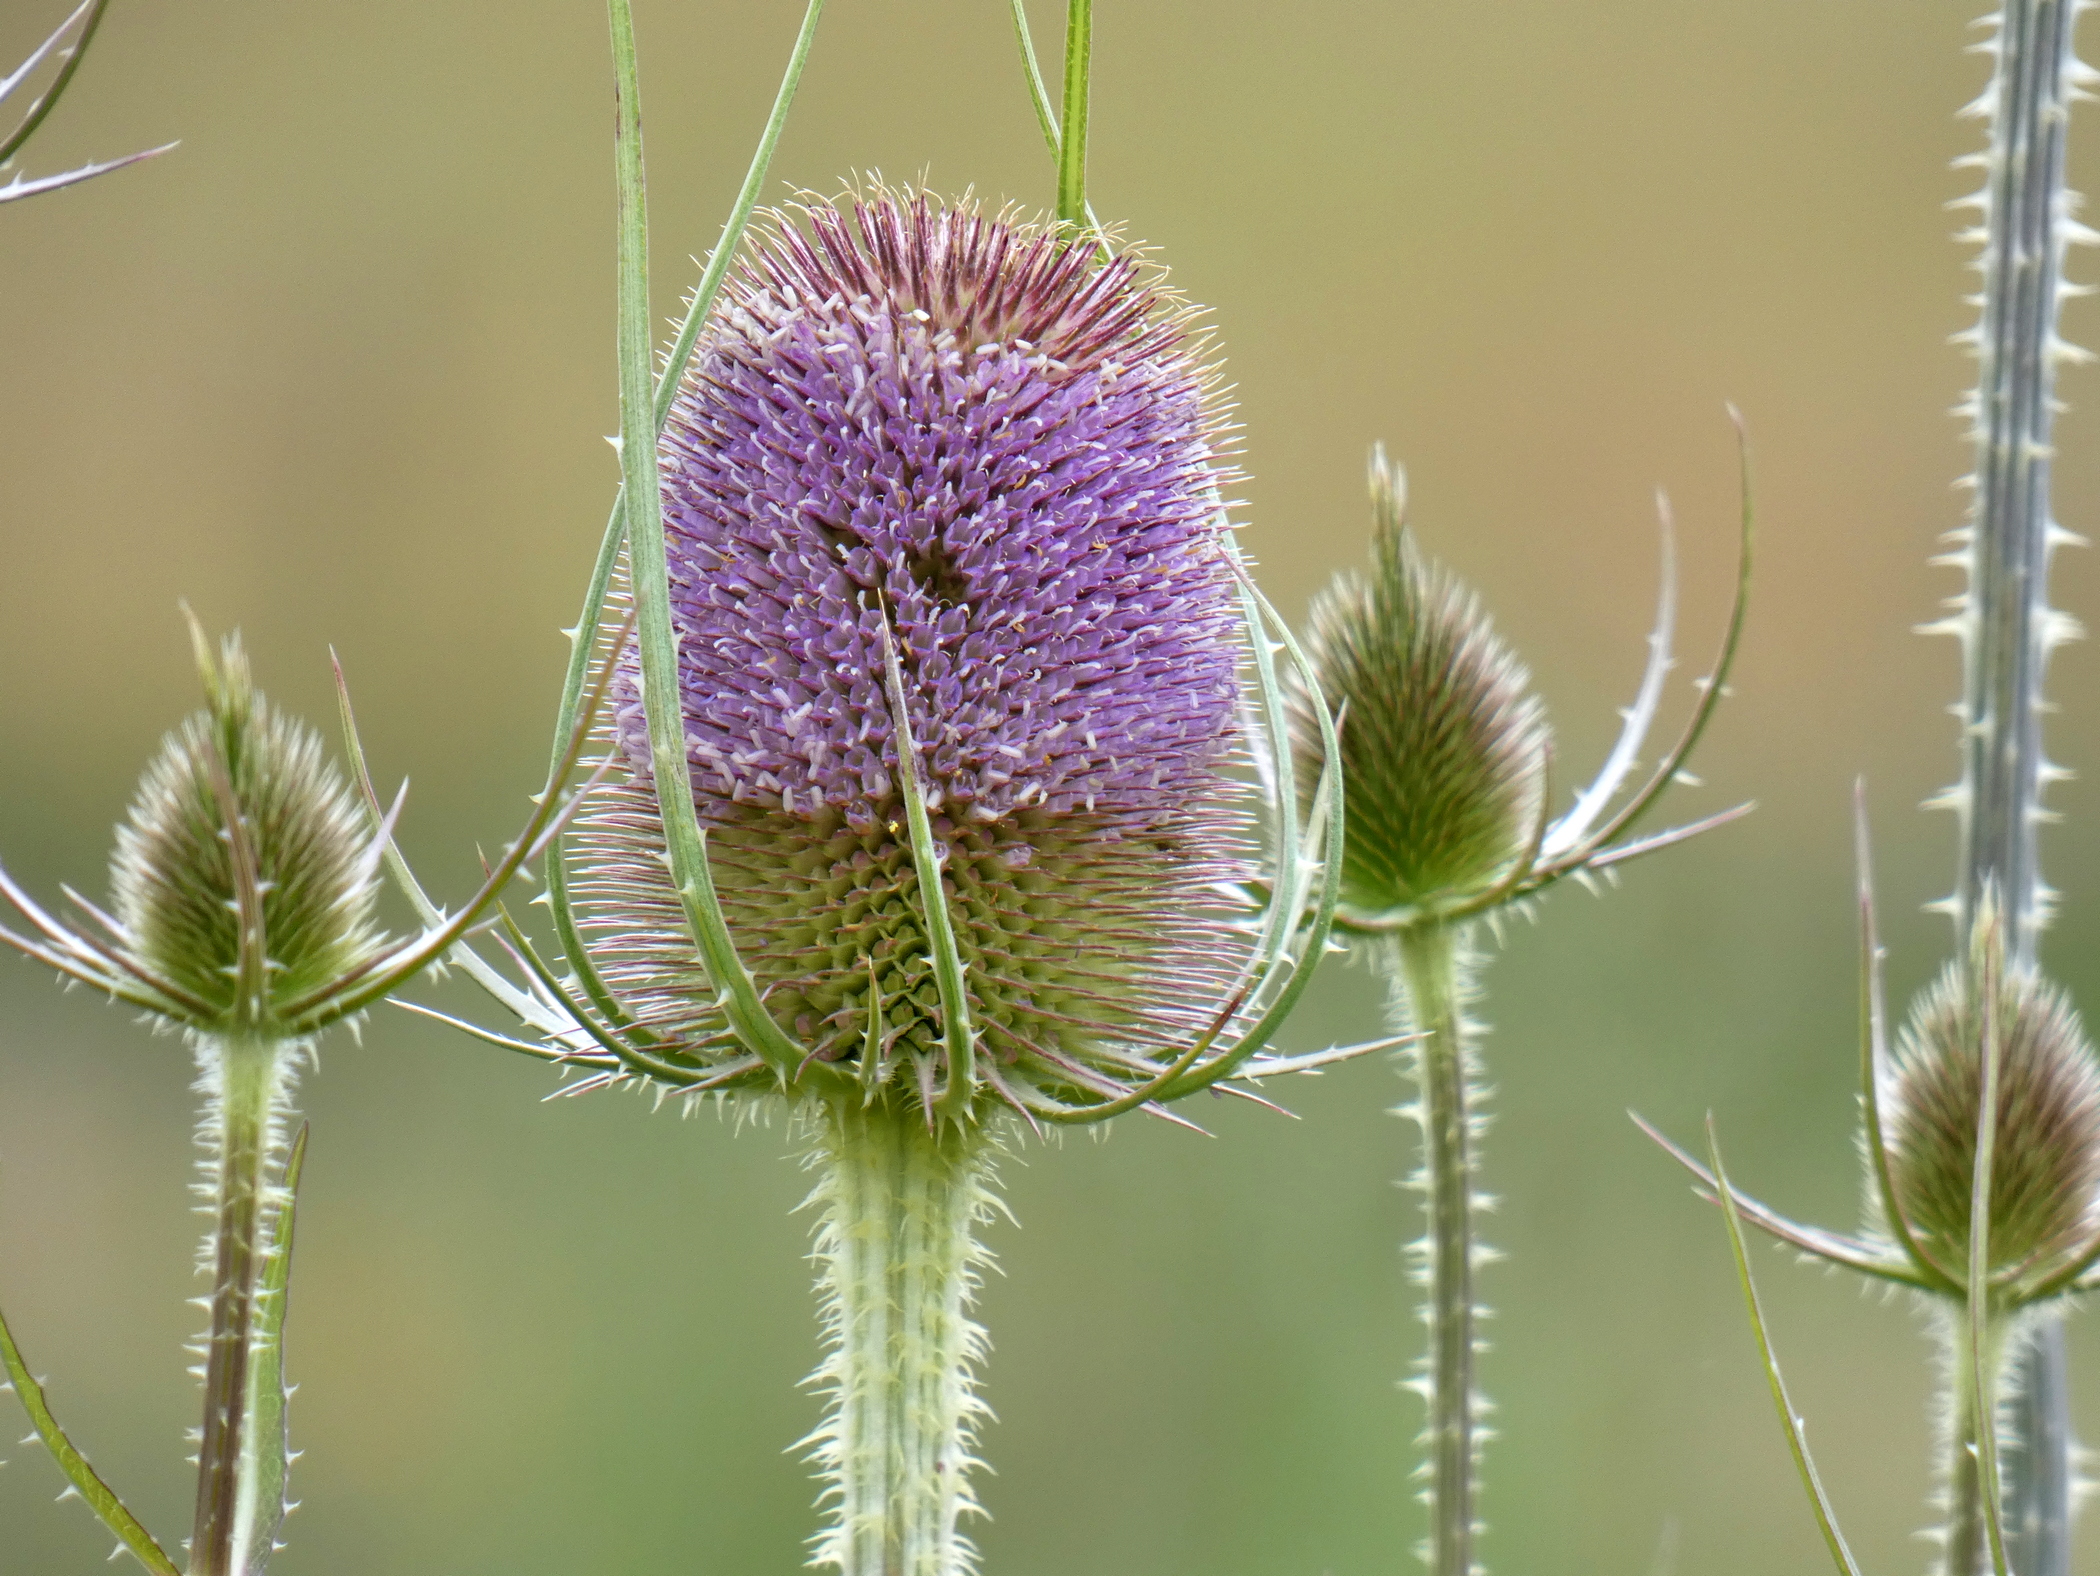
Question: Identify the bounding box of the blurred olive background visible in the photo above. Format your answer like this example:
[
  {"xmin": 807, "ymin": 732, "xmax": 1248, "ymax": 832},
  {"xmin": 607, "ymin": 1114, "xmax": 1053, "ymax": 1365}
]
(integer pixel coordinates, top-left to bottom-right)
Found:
[{"xmin": 6, "ymin": 2, "xmax": 2100, "ymax": 1573}]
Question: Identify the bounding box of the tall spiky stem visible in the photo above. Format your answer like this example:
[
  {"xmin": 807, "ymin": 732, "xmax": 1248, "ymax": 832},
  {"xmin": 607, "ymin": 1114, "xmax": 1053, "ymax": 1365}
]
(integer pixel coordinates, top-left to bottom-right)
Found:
[
  {"xmin": 803, "ymin": 1102, "xmax": 997, "ymax": 1576},
  {"xmin": 1933, "ymin": 4, "xmax": 2092, "ymax": 1570},
  {"xmin": 188, "ymin": 1035, "xmax": 296, "ymax": 1576},
  {"xmin": 1390, "ymin": 923, "xmax": 1488, "ymax": 1576}
]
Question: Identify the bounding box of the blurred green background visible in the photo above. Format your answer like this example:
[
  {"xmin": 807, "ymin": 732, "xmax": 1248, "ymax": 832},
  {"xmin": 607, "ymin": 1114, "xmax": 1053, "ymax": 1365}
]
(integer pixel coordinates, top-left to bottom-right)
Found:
[{"xmin": 7, "ymin": 1, "xmax": 2100, "ymax": 1572}]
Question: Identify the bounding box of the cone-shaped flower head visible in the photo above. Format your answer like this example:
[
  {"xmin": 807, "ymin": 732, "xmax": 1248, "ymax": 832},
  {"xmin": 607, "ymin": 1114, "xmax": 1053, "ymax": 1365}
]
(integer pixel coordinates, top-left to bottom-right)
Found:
[
  {"xmin": 574, "ymin": 190, "xmax": 1254, "ymax": 1120},
  {"xmin": 1288, "ymin": 449, "xmax": 1549, "ymax": 926},
  {"xmin": 108, "ymin": 625, "xmax": 385, "ymax": 1035},
  {"xmin": 1882, "ymin": 908, "xmax": 2100, "ymax": 1288}
]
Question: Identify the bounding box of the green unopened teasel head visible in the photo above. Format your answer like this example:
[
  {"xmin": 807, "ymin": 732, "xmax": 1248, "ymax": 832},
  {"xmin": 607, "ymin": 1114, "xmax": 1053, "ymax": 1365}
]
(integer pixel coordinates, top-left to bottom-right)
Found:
[
  {"xmin": 1882, "ymin": 911, "xmax": 2100, "ymax": 1289},
  {"xmin": 108, "ymin": 623, "xmax": 385, "ymax": 1035},
  {"xmin": 1289, "ymin": 447, "xmax": 1548, "ymax": 925}
]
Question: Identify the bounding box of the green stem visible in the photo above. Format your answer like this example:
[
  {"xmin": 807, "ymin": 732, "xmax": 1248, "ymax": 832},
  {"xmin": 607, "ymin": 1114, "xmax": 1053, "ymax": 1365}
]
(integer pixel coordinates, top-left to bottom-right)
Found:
[
  {"xmin": 188, "ymin": 1034, "xmax": 292, "ymax": 1576},
  {"xmin": 1055, "ymin": 0, "xmax": 1091, "ymax": 227},
  {"xmin": 1392, "ymin": 923, "xmax": 1482, "ymax": 1576},
  {"xmin": 805, "ymin": 1102, "xmax": 995, "ymax": 1576},
  {"xmin": 1947, "ymin": 1312, "xmax": 2014, "ymax": 1576}
]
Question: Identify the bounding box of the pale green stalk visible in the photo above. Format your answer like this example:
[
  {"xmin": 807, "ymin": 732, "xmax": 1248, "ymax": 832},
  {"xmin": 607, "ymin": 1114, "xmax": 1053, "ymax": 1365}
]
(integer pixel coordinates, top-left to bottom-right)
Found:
[
  {"xmin": 1054, "ymin": 0, "xmax": 1091, "ymax": 228},
  {"xmin": 1947, "ymin": 1312, "xmax": 2017, "ymax": 1576},
  {"xmin": 1933, "ymin": 5, "xmax": 2089, "ymax": 1567},
  {"xmin": 1389, "ymin": 923, "xmax": 1484, "ymax": 1576},
  {"xmin": 802, "ymin": 1102, "xmax": 996, "ymax": 1576},
  {"xmin": 187, "ymin": 1034, "xmax": 297, "ymax": 1576}
]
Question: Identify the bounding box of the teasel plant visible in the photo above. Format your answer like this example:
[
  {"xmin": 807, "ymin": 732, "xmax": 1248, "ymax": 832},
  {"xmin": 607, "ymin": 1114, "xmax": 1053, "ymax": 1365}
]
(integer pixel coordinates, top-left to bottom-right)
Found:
[
  {"xmin": 1643, "ymin": 5, "xmax": 2099, "ymax": 1575},
  {"xmin": 1285, "ymin": 439, "xmax": 1751, "ymax": 1575},
  {"xmin": 364, "ymin": 4, "xmax": 1395, "ymax": 1573},
  {"xmin": 0, "ymin": 618, "xmax": 609, "ymax": 1575},
  {"xmin": 1, "ymin": 0, "xmax": 173, "ymax": 205}
]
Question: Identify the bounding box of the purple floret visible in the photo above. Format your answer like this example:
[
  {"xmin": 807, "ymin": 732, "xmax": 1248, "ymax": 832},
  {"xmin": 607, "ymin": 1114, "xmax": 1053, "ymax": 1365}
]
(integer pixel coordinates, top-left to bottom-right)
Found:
[{"xmin": 617, "ymin": 192, "xmax": 1240, "ymax": 835}]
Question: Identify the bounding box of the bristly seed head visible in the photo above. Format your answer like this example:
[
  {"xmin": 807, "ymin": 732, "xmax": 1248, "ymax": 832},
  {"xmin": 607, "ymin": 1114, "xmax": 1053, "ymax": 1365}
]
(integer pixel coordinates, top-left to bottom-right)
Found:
[
  {"xmin": 573, "ymin": 188, "xmax": 1253, "ymax": 1121},
  {"xmin": 1289, "ymin": 447, "xmax": 1549, "ymax": 927},
  {"xmin": 1883, "ymin": 904, "xmax": 2100, "ymax": 1289},
  {"xmin": 110, "ymin": 624, "xmax": 385, "ymax": 1035}
]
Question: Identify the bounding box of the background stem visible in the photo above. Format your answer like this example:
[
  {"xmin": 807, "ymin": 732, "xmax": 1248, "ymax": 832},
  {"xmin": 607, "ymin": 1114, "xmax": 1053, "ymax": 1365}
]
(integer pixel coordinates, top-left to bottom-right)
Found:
[
  {"xmin": 805, "ymin": 1103, "xmax": 994, "ymax": 1576},
  {"xmin": 1947, "ymin": 6, "xmax": 2085, "ymax": 1568},
  {"xmin": 188, "ymin": 1034, "xmax": 289, "ymax": 1576},
  {"xmin": 1392, "ymin": 923, "xmax": 1481, "ymax": 1576}
]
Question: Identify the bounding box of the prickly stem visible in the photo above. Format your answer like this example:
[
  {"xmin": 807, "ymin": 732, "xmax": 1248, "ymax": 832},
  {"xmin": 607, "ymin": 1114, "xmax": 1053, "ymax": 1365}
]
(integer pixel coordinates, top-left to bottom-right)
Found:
[
  {"xmin": 188, "ymin": 1034, "xmax": 295, "ymax": 1576},
  {"xmin": 802, "ymin": 1102, "xmax": 997, "ymax": 1576},
  {"xmin": 1939, "ymin": 5, "xmax": 2092, "ymax": 1566},
  {"xmin": 1391, "ymin": 923, "xmax": 1487, "ymax": 1576},
  {"xmin": 1942, "ymin": 0, "xmax": 2086, "ymax": 958}
]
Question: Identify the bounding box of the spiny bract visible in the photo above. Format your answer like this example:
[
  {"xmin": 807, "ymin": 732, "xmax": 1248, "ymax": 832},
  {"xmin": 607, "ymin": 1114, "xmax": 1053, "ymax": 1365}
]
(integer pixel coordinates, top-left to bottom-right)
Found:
[{"xmin": 573, "ymin": 189, "xmax": 1254, "ymax": 1121}]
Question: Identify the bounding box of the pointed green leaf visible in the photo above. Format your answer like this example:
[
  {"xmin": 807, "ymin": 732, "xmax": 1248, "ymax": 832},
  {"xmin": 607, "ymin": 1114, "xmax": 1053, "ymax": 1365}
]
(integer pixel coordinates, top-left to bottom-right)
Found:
[
  {"xmin": 1854, "ymin": 787, "xmax": 1959, "ymax": 1293},
  {"xmin": 879, "ymin": 625, "xmax": 977, "ymax": 1123},
  {"xmin": 540, "ymin": 0, "xmax": 827, "ymax": 1009},
  {"xmin": 245, "ymin": 1121, "xmax": 309, "ymax": 1571},
  {"xmin": 1004, "ymin": 0, "xmax": 1101, "ymax": 232},
  {"xmin": 1704, "ymin": 1116, "xmax": 1864, "ymax": 1576},
  {"xmin": 0, "ymin": 1300, "xmax": 179, "ymax": 1575},
  {"xmin": 1969, "ymin": 939, "xmax": 2012, "ymax": 1576},
  {"xmin": 607, "ymin": 0, "xmax": 845, "ymax": 1097}
]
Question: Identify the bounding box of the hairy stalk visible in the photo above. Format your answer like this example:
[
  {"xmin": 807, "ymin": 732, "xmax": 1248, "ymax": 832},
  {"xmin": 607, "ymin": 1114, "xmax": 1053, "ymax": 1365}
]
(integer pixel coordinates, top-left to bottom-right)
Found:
[
  {"xmin": 188, "ymin": 1034, "xmax": 296, "ymax": 1576},
  {"xmin": 1391, "ymin": 923, "xmax": 1486, "ymax": 1576},
  {"xmin": 1946, "ymin": 1312, "xmax": 2016, "ymax": 1576},
  {"xmin": 803, "ymin": 1103, "xmax": 996, "ymax": 1576},
  {"xmin": 1935, "ymin": 5, "xmax": 2091, "ymax": 1567}
]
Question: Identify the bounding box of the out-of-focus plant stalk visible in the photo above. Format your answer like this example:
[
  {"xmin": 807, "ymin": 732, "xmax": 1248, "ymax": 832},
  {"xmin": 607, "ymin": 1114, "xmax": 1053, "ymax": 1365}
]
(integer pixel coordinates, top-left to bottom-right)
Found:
[{"xmin": 1932, "ymin": 5, "xmax": 2091, "ymax": 1568}]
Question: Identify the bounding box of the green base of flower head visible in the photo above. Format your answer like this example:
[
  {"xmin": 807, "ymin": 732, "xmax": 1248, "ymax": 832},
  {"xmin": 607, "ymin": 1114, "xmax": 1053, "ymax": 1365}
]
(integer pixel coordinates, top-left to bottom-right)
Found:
[{"xmin": 572, "ymin": 782, "xmax": 1248, "ymax": 1113}]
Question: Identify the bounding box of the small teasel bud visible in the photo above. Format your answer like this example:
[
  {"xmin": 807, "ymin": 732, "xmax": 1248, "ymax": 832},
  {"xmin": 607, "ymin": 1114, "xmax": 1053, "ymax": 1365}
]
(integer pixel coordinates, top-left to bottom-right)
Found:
[
  {"xmin": 1882, "ymin": 905, "xmax": 2100, "ymax": 1289},
  {"xmin": 1289, "ymin": 447, "xmax": 1548, "ymax": 923},
  {"xmin": 110, "ymin": 620, "xmax": 384, "ymax": 1034}
]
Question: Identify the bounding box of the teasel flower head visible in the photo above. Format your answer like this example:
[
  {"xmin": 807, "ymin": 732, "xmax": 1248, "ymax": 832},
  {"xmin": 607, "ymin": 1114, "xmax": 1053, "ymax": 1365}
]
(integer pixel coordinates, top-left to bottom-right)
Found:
[
  {"xmin": 1290, "ymin": 448, "xmax": 1547, "ymax": 921},
  {"xmin": 111, "ymin": 627, "xmax": 384, "ymax": 1033},
  {"xmin": 0, "ymin": 612, "xmax": 598, "ymax": 1576},
  {"xmin": 1, "ymin": 613, "xmax": 589, "ymax": 1043},
  {"xmin": 491, "ymin": 188, "xmax": 1364, "ymax": 1128},
  {"xmin": 1642, "ymin": 808, "xmax": 2100, "ymax": 1314},
  {"xmin": 1289, "ymin": 439, "xmax": 1753, "ymax": 936},
  {"xmin": 1881, "ymin": 897, "xmax": 2100, "ymax": 1299}
]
